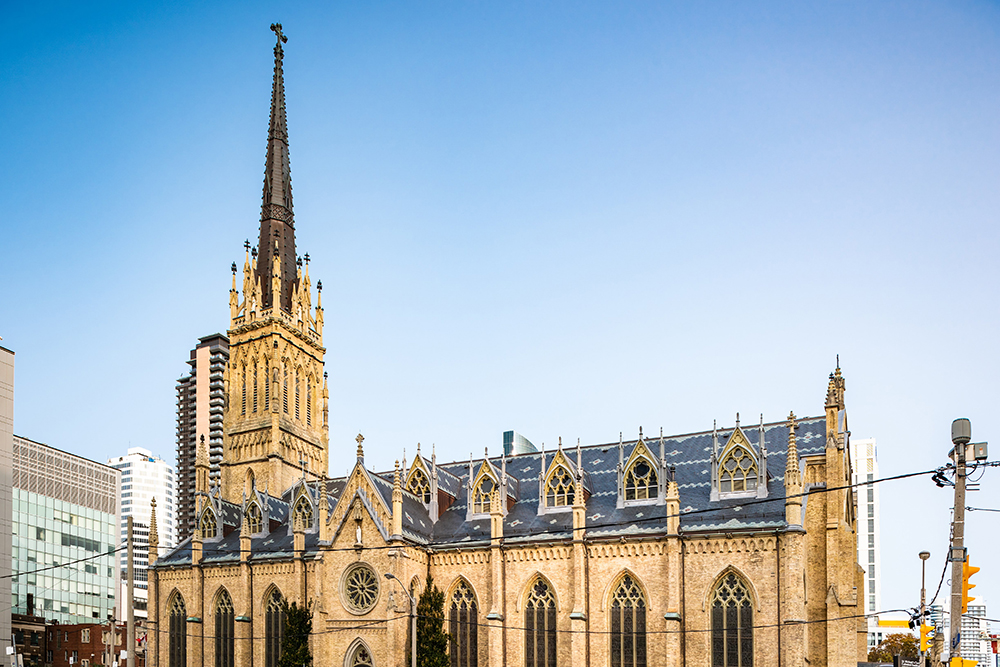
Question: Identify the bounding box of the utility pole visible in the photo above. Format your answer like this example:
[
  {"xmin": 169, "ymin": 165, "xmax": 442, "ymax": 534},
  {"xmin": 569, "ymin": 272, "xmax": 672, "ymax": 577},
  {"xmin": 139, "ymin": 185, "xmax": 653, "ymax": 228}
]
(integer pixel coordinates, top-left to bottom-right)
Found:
[
  {"xmin": 949, "ymin": 418, "xmax": 970, "ymax": 662},
  {"xmin": 127, "ymin": 515, "xmax": 135, "ymax": 667}
]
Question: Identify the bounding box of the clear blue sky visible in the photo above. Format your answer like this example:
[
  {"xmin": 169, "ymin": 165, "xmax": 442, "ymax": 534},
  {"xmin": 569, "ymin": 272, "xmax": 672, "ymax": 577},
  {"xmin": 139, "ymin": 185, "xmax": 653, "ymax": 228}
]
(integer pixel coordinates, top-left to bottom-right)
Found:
[{"xmin": 3, "ymin": 1, "xmax": 999, "ymax": 619}]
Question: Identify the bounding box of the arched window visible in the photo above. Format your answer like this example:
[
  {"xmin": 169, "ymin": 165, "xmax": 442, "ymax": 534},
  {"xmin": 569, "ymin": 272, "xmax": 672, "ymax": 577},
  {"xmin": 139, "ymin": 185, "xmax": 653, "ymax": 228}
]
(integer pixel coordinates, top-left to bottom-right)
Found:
[
  {"xmin": 472, "ymin": 476, "xmax": 495, "ymax": 515},
  {"xmin": 215, "ymin": 589, "xmax": 234, "ymax": 667},
  {"xmin": 624, "ymin": 459, "xmax": 658, "ymax": 501},
  {"xmin": 348, "ymin": 642, "xmax": 374, "ymax": 667},
  {"xmin": 168, "ymin": 593, "xmax": 186, "ymax": 667},
  {"xmin": 719, "ymin": 448, "xmax": 757, "ymax": 494},
  {"xmin": 610, "ymin": 575, "xmax": 646, "ymax": 667},
  {"xmin": 265, "ymin": 590, "xmax": 284, "ymax": 667},
  {"xmin": 252, "ymin": 362, "xmax": 258, "ymax": 413},
  {"xmin": 293, "ymin": 495, "xmax": 313, "ymax": 529},
  {"xmin": 545, "ymin": 467, "xmax": 575, "ymax": 507},
  {"xmin": 283, "ymin": 366, "xmax": 289, "ymax": 414},
  {"xmin": 306, "ymin": 377, "xmax": 312, "ymax": 426},
  {"xmin": 295, "ymin": 370, "xmax": 301, "ymax": 420},
  {"xmin": 450, "ymin": 580, "xmax": 478, "ymax": 667},
  {"xmin": 246, "ymin": 502, "xmax": 262, "ymax": 534},
  {"xmin": 525, "ymin": 578, "xmax": 556, "ymax": 667},
  {"xmin": 264, "ymin": 359, "xmax": 270, "ymax": 410},
  {"xmin": 711, "ymin": 572, "xmax": 753, "ymax": 666},
  {"xmin": 407, "ymin": 468, "xmax": 432, "ymax": 504},
  {"xmin": 199, "ymin": 507, "xmax": 217, "ymax": 539},
  {"xmin": 241, "ymin": 365, "xmax": 247, "ymax": 416}
]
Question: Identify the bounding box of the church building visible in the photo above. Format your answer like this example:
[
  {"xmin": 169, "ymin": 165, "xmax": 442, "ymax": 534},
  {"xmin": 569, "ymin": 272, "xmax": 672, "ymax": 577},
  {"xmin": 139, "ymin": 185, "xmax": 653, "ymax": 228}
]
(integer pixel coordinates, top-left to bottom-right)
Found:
[{"xmin": 149, "ymin": 25, "xmax": 868, "ymax": 667}]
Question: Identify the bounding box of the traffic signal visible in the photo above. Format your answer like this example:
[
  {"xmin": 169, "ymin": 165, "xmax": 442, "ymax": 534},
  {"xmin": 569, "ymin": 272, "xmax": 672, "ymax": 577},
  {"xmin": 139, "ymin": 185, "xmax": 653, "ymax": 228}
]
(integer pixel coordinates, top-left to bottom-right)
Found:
[
  {"xmin": 961, "ymin": 557, "xmax": 980, "ymax": 614},
  {"xmin": 920, "ymin": 624, "xmax": 935, "ymax": 652},
  {"xmin": 950, "ymin": 658, "xmax": 978, "ymax": 667}
]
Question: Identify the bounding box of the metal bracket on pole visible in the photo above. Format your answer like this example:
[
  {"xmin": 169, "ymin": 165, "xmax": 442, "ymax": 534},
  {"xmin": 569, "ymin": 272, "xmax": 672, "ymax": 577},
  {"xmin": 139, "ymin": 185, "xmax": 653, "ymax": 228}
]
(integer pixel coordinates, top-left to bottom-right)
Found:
[{"xmin": 948, "ymin": 546, "xmax": 967, "ymax": 563}]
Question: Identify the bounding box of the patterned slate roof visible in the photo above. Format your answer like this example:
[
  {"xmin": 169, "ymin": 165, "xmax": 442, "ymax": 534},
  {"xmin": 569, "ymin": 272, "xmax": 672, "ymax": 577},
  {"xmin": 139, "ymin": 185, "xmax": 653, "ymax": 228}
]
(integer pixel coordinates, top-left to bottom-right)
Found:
[{"xmin": 154, "ymin": 417, "xmax": 828, "ymax": 567}]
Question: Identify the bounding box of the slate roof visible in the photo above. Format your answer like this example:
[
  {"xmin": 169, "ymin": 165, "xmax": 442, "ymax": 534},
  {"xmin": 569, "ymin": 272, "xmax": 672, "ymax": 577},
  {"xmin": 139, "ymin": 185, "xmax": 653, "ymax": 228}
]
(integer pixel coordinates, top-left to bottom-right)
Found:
[{"xmin": 155, "ymin": 417, "xmax": 828, "ymax": 567}]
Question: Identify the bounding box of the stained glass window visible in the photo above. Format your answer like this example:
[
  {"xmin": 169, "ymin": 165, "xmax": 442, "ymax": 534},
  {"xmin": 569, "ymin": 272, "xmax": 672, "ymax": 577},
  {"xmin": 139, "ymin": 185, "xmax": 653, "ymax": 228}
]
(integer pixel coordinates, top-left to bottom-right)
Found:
[
  {"xmin": 199, "ymin": 508, "xmax": 217, "ymax": 539},
  {"xmin": 525, "ymin": 578, "xmax": 556, "ymax": 667},
  {"xmin": 719, "ymin": 448, "xmax": 757, "ymax": 494},
  {"xmin": 265, "ymin": 590, "xmax": 284, "ymax": 667},
  {"xmin": 545, "ymin": 467, "xmax": 575, "ymax": 507},
  {"xmin": 610, "ymin": 575, "xmax": 646, "ymax": 667},
  {"xmin": 407, "ymin": 468, "xmax": 432, "ymax": 504},
  {"xmin": 214, "ymin": 590, "xmax": 234, "ymax": 667},
  {"xmin": 711, "ymin": 573, "xmax": 753, "ymax": 666},
  {"xmin": 344, "ymin": 564, "xmax": 379, "ymax": 613},
  {"xmin": 168, "ymin": 593, "xmax": 186, "ymax": 667},
  {"xmin": 293, "ymin": 495, "xmax": 313, "ymax": 529},
  {"xmin": 349, "ymin": 643, "xmax": 373, "ymax": 667},
  {"xmin": 450, "ymin": 580, "xmax": 478, "ymax": 667},
  {"xmin": 245, "ymin": 502, "xmax": 262, "ymax": 535},
  {"xmin": 472, "ymin": 476, "xmax": 495, "ymax": 515},
  {"xmin": 624, "ymin": 459, "xmax": 658, "ymax": 501}
]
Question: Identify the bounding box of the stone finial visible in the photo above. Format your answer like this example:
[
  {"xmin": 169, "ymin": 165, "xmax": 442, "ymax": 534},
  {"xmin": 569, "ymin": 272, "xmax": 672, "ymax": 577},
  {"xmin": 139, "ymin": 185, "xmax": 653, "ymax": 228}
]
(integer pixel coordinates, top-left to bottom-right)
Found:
[
  {"xmin": 356, "ymin": 433, "xmax": 365, "ymax": 461},
  {"xmin": 148, "ymin": 497, "xmax": 159, "ymax": 565}
]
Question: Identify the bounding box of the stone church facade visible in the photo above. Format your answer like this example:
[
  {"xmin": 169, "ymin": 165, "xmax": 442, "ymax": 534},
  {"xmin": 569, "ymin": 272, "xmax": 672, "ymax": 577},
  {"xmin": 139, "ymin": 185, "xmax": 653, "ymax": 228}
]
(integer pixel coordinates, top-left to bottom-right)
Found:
[{"xmin": 149, "ymin": 25, "xmax": 867, "ymax": 667}]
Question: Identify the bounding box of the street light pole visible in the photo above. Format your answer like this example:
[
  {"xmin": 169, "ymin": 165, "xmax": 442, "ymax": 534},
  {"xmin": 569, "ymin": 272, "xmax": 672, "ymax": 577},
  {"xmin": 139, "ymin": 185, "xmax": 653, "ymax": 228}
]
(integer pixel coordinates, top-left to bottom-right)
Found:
[
  {"xmin": 949, "ymin": 419, "xmax": 971, "ymax": 663},
  {"xmin": 919, "ymin": 551, "xmax": 930, "ymax": 664},
  {"xmin": 384, "ymin": 573, "xmax": 416, "ymax": 667}
]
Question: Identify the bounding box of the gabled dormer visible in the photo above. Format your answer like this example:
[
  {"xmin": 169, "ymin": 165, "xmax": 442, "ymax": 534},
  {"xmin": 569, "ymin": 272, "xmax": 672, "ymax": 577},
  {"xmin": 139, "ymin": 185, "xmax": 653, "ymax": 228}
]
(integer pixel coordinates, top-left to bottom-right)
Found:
[
  {"xmin": 616, "ymin": 428, "xmax": 669, "ymax": 509},
  {"xmin": 242, "ymin": 478, "xmax": 270, "ymax": 537},
  {"xmin": 196, "ymin": 487, "xmax": 224, "ymax": 543},
  {"xmin": 710, "ymin": 416, "xmax": 769, "ymax": 502},
  {"xmin": 466, "ymin": 454, "xmax": 502, "ymax": 521},
  {"xmin": 287, "ymin": 478, "xmax": 317, "ymax": 535},
  {"xmin": 539, "ymin": 439, "xmax": 590, "ymax": 515}
]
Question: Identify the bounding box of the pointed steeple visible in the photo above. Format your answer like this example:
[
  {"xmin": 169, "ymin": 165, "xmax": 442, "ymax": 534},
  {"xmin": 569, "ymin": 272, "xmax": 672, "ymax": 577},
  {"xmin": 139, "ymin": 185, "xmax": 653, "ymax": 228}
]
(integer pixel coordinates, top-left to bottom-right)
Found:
[{"xmin": 256, "ymin": 23, "xmax": 298, "ymax": 312}]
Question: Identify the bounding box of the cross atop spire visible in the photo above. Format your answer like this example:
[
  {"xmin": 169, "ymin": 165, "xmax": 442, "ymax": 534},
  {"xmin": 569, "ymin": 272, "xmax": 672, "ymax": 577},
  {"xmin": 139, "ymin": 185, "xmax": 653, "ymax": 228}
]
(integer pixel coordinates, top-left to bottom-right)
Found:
[{"xmin": 257, "ymin": 22, "xmax": 297, "ymax": 312}]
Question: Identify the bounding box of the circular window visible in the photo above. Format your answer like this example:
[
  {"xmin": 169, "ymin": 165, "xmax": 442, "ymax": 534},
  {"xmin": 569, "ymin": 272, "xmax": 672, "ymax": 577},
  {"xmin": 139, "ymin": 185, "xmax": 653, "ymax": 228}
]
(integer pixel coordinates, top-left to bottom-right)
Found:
[{"xmin": 342, "ymin": 562, "xmax": 379, "ymax": 614}]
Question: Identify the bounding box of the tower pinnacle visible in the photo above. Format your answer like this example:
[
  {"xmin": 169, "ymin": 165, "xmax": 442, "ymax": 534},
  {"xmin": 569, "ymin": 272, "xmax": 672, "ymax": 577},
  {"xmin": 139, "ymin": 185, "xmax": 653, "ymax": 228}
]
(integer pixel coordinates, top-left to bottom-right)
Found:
[{"xmin": 257, "ymin": 23, "xmax": 297, "ymax": 312}]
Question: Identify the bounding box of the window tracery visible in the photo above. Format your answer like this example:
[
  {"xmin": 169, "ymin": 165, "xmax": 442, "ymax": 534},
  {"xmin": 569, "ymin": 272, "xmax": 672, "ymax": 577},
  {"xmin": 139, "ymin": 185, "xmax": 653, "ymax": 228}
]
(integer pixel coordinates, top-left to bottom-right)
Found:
[
  {"xmin": 214, "ymin": 589, "xmax": 234, "ymax": 667},
  {"xmin": 246, "ymin": 502, "xmax": 262, "ymax": 534},
  {"xmin": 199, "ymin": 507, "xmax": 217, "ymax": 539},
  {"xmin": 710, "ymin": 572, "xmax": 753, "ymax": 666},
  {"xmin": 252, "ymin": 362, "xmax": 258, "ymax": 413},
  {"xmin": 293, "ymin": 494, "xmax": 313, "ymax": 529},
  {"xmin": 610, "ymin": 575, "xmax": 646, "ymax": 667},
  {"xmin": 525, "ymin": 578, "xmax": 556, "ymax": 667},
  {"xmin": 265, "ymin": 590, "xmax": 284, "ymax": 667},
  {"xmin": 168, "ymin": 593, "xmax": 186, "ymax": 667},
  {"xmin": 472, "ymin": 476, "xmax": 495, "ymax": 515},
  {"xmin": 348, "ymin": 643, "xmax": 374, "ymax": 667},
  {"xmin": 343, "ymin": 563, "xmax": 379, "ymax": 614},
  {"xmin": 719, "ymin": 447, "xmax": 757, "ymax": 494},
  {"xmin": 624, "ymin": 458, "xmax": 658, "ymax": 501},
  {"xmin": 545, "ymin": 467, "xmax": 575, "ymax": 507},
  {"xmin": 450, "ymin": 581, "xmax": 478, "ymax": 667},
  {"xmin": 407, "ymin": 468, "xmax": 432, "ymax": 504}
]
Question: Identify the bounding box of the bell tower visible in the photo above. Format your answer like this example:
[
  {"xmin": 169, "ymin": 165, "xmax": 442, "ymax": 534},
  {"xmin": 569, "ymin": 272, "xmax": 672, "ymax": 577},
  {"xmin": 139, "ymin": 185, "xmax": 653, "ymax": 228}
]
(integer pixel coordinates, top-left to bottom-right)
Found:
[{"xmin": 221, "ymin": 24, "xmax": 328, "ymax": 504}]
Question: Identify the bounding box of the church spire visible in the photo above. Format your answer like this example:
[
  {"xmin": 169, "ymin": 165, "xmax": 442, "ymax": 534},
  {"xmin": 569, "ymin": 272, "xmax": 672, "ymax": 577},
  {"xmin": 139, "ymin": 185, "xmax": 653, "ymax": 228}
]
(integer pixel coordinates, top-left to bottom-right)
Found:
[{"xmin": 256, "ymin": 23, "xmax": 297, "ymax": 312}]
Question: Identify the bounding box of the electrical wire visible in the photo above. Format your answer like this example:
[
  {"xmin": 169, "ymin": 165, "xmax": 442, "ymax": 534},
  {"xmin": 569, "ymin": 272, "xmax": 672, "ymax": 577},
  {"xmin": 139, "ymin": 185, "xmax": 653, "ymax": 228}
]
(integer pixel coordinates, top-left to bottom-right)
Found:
[{"xmin": 2, "ymin": 543, "xmax": 127, "ymax": 579}]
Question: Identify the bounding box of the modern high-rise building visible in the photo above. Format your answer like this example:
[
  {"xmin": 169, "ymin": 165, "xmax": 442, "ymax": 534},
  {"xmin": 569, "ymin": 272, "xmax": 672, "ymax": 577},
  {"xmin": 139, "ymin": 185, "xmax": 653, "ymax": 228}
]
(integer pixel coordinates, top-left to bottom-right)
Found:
[
  {"xmin": 107, "ymin": 447, "xmax": 176, "ymax": 620},
  {"xmin": 0, "ymin": 345, "xmax": 14, "ymax": 650},
  {"xmin": 961, "ymin": 598, "xmax": 990, "ymax": 664},
  {"xmin": 11, "ymin": 435, "xmax": 120, "ymax": 624},
  {"xmin": 175, "ymin": 334, "xmax": 229, "ymax": 540},
  {"xmin": 503, "ymin": 430, "xmax": 537, "ymax": 456},
  {"xmin": 850, "ymin": 437, "xmax": 881, "ymax": 648}
]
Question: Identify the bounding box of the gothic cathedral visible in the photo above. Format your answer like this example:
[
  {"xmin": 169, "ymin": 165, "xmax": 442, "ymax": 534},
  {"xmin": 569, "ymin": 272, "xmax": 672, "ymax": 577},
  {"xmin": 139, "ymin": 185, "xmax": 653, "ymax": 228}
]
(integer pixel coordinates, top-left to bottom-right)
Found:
[{"xmin": 150, "ymin": 25, "xmax": 867, "ymax": 667}]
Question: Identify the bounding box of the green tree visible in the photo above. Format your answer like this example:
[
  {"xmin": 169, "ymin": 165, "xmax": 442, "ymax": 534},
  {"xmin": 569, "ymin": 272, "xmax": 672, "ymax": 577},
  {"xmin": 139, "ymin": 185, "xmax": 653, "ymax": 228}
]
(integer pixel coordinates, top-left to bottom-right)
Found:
[
  {"xmin": 412, "ymin": 575, "xmax": 449, "ymax": 667},
  {"xmin": 868, "ymin": 632, "xmax": 919, "ymax": 662},
  {"xmin": 277, "ymin": 600, "xmax": 313, "ymax": 667}
]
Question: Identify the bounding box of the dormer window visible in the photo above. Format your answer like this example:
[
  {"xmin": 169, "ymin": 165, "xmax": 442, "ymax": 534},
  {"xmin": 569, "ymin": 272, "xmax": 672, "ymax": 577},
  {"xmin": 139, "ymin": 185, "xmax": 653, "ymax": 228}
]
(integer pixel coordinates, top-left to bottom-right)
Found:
[
  {"xmin": 472, "ymin": 476, "xmax": 495, "ymax": 514},
  {"xmin": 719, "ymin": 447, "xmax": 757, "ymax": 493},
  {"xmin": 545, "ymin": 466, "xmax": 575, "ymax": 507},
  {"xmin": 624, "ymin": 459, "xmax": 657, "ymax": 501},
  {"xmin": 246, "ymin": 502, "xmax": 262, "ymax": 534},
  {"xmin": 199, "ymin": 507, "xmax": 217, "ymax": 539},
  {"xmin": 407, "ymin": 467, "xmax": 431, "ymax": 504},
  {"xmin": 293, "ymin": 494, "xmax": 313, "ymax": 528}
]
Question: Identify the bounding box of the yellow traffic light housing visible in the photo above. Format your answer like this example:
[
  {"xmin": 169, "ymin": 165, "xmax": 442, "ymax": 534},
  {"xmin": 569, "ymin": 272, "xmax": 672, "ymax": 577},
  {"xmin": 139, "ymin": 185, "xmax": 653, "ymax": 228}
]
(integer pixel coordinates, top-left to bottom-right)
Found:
[
  {"xmin": 950, "ymin": 658, "xmax": 979, "ymax": 667},
  {"xmin": 961, "ymin": 557, "xmax": 980, "ymax": 614},
  {"xmin": 920, "ymin": 624, "xmax": 935, "ymax": 652}
]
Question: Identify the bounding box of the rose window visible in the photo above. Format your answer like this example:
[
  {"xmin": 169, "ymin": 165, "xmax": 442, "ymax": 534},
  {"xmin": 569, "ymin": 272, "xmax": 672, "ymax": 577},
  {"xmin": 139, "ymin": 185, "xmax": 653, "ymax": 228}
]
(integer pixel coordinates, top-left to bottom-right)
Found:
[{"xmin": 343, "ymin": 563, "xmax": 379, "ymax": 613}]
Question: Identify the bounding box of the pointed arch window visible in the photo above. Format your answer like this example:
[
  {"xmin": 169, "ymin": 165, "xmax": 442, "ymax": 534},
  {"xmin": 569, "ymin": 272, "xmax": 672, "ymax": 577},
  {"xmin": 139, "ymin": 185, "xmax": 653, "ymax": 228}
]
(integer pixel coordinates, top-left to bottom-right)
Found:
[
  {"xmin": 472, "ymin": 476, "xmax": 495, "ymax": 515},
  {"xmin": 348, "ymin": 642, "xmax": 374, "ymax": 667},
  {"xmin": 450, "ymin": 580, "xmax": 478, "ymax": 667},
  {"xmin": 711, "ymin": 572, "xmax": 753, "ymax": 666},
  {"xmin": 624, "ymin": 458, "xmax": 658, "ymax": 501},
  {"xmin": 407, "ymin": 468, "xmax": 432, "ymax": 504},
  {"xmin": 294, "ymin": 370, "xmax": 301, "ymax": 420},
  {"xmin": 168, "ymin": 593, "xmax": 186, "ymax": 667},
  {"xmin": 293, "ymin": 494, "xmax": 313, "ymax": 529},
  {"xmin": 252, "ymin": 362, "xmax": 258, "ymax": 413},
  {"xmin": 545, "ymin": 467, "xmax": 575, "ymax": 507},
  {"xmin": 610, "ymin": 575, "xmax": 646, "ymax": 667},
  {"xmin": 241, "ymin": 365, "xmax": 247, "ymax": 416},
  {"xmin": 214, "ymin": 590, "xmax": 234, "ymax": 667},
  {"xmin": 265, "ymin": 590, "xmax": 284, "ymax": 667},
  {"xmin": 283, "ymin": 367, "xmax": 289, "ymax": 414},
  {"xmin": 199, "ymin": 507, "xmax": 217, "ymax": 539},
  {"xmin": 306, "ymin": 377, "xmax": 312, "ymax": 426},
  {"xmin": 246, "ymin": 502, "xmax": 262, "ymax": 535},
  {"xmin": 525, "ymin": 578, "xmax": 556, "ymax": 667},
  {"xmin": 719, "ymin": 448, "xmax": 757, "ymax": 494},
  {"xmin": 264, "ymin": 359, "xmax": 270, "ymax": 410}
]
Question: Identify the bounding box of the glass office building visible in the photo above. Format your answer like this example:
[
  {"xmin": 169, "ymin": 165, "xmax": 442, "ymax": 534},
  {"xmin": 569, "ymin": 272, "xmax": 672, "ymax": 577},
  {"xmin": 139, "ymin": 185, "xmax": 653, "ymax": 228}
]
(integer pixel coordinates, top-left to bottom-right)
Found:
[{"xmin": 11, "ymin": 435, "xmax": 120, "ymax": 624}]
